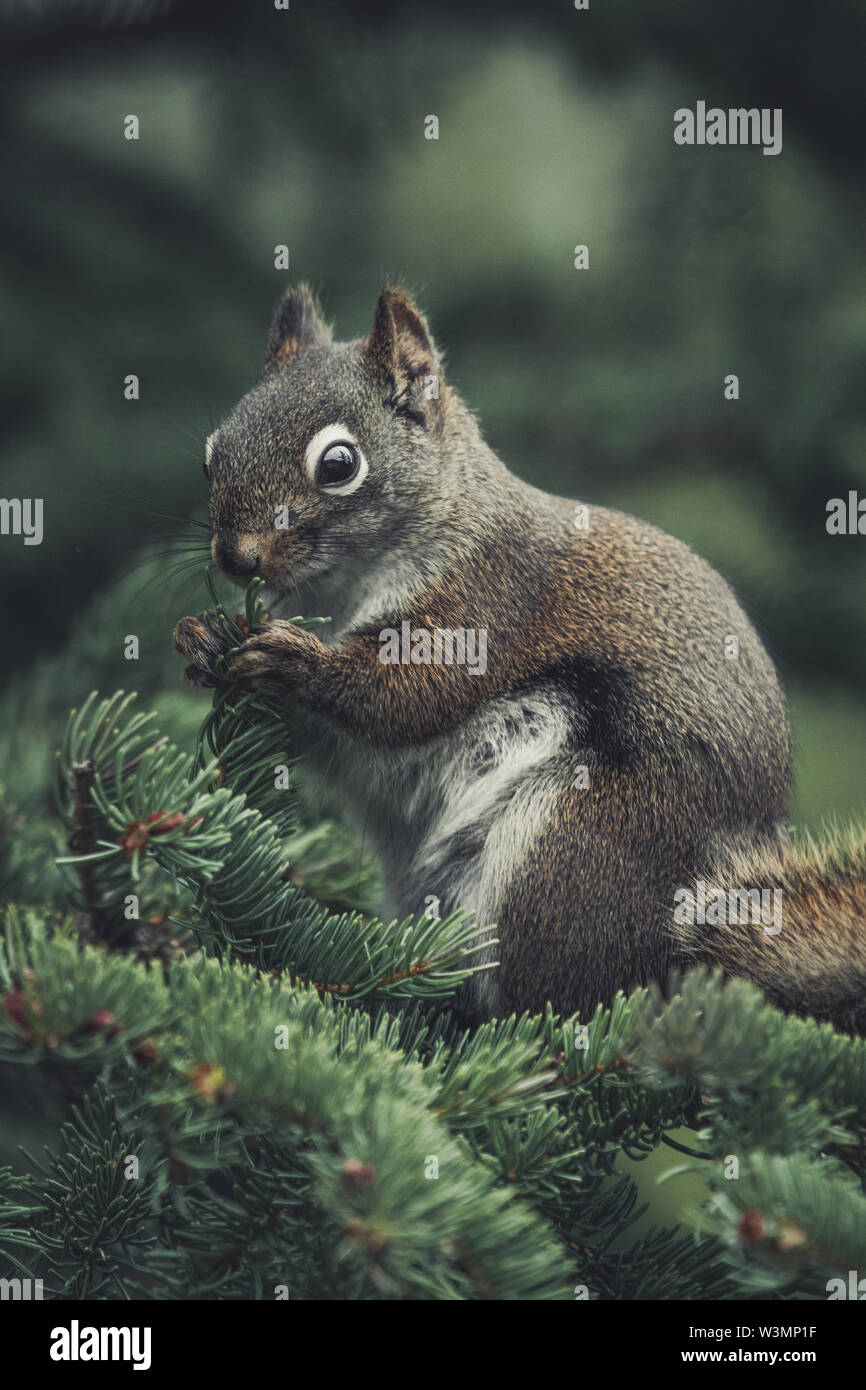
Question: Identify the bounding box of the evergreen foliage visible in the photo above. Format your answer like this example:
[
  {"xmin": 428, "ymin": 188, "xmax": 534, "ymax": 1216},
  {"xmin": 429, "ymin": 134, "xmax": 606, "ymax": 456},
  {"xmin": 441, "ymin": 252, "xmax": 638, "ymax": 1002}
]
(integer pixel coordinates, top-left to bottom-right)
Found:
[{"xmin": 1, "ymin": 582, "xmax": 865, "ymax": 1300}]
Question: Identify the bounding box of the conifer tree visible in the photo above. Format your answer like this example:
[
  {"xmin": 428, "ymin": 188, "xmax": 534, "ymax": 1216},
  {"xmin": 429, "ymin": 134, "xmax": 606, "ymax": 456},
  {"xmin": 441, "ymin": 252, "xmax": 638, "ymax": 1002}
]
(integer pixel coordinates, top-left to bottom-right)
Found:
[{"xmin": 1, "ymin": 578, "xmax": 865, "ymax": 1301}]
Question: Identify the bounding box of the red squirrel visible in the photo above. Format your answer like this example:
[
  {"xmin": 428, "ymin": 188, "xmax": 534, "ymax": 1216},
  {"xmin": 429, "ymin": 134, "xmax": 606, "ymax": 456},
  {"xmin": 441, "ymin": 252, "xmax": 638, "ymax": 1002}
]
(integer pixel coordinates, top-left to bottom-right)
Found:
[{"xmin": 175, "ymin": 285, "xmax": 866, "ymax": 1031}]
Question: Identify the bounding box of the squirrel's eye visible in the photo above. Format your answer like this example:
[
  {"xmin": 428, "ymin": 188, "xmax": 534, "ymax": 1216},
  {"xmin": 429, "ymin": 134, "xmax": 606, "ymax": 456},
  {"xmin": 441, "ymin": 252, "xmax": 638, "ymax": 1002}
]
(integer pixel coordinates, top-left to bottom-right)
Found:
[
  {"xmin": 305, "ymin": 426, "xmax": 368, "ymax": 494},
  {"xmin": 317, "ymin": 443, "xmax": 359, "ymax": 488}
]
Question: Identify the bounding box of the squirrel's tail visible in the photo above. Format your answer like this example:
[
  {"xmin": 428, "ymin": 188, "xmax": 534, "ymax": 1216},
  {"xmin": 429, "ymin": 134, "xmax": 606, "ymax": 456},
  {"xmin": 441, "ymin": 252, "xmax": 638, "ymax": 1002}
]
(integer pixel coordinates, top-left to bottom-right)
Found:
[{"xmin": 670, "ymin": 825, "xmax": 866, "ymax": 1035}]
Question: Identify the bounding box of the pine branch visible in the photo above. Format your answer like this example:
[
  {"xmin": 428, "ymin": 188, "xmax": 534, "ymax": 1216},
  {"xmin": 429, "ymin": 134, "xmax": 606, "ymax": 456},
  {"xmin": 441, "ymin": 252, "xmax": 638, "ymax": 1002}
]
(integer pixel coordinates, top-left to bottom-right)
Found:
[
  {"xmin": 5, "ymin": 903, "xmax": 866, "ymax": 1298},
  {"xmin": 0, "ymin": 1083, "xmax": 155, "ymax": 1300},
  {"xmin": 0, "ymin": 917, "xmax": 574, "ymax": 1300},
  {"xmin": 54, "ymin": 687, "xmax": 490, "ymax": 1002}
]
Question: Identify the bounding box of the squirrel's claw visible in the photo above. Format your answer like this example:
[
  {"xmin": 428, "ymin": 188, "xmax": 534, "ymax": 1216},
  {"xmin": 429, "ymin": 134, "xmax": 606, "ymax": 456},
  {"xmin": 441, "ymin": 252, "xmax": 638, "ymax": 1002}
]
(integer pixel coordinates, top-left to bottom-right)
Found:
[
  {"xmin": 232, "ymin": 620, "xmax": 319, "ymax": 699},
  {"xmin": 173, "ymin": 613, "xmax": 236, "ymax": 687}
]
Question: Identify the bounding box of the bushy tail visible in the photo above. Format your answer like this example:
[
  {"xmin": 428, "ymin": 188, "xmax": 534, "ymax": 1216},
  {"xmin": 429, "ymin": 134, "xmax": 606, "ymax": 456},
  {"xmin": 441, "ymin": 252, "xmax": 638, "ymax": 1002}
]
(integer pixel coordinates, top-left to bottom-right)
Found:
[{"xmin": 670, "ymin": 825, "xmax": 866, "ymax": 1035}]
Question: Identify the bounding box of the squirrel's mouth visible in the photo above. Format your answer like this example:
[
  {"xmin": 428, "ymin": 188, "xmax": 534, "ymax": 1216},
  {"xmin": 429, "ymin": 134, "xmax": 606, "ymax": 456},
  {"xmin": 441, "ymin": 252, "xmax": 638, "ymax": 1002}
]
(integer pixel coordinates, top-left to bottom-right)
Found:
[{"xmin": 212, "ymin": 527, "xmax": 316, "ymax": 589}]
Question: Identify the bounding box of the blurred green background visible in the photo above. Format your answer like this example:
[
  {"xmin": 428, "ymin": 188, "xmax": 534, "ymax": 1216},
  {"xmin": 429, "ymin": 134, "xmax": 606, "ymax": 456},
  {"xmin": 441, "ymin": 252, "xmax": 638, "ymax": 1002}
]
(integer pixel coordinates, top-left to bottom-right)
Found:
[
  {"xmin": 1, "ymin": 0, "xmax": 865, "ymax": 839},
  {"xmin": 0, "ymin": 0, "xmax": 865, "ymax": 1232}
]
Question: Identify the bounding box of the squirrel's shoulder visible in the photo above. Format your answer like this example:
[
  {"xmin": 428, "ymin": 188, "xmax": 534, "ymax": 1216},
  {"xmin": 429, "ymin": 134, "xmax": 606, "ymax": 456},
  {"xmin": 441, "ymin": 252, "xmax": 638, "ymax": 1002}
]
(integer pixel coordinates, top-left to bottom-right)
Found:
[{"xmin": 488, "ymin": 480, "xmax": 756, "ymax": 639}]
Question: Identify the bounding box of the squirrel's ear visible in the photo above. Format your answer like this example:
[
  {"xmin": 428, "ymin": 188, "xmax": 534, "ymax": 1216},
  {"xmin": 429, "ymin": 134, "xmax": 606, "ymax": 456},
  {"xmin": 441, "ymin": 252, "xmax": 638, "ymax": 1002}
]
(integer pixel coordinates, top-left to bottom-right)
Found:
[
  {"xmin": 266, "ymin": 284, "xmax": 331, "ymax": 368},
  {"xmin": 363, "ymin": 287, "xmax": 438, "ymax": 396}
]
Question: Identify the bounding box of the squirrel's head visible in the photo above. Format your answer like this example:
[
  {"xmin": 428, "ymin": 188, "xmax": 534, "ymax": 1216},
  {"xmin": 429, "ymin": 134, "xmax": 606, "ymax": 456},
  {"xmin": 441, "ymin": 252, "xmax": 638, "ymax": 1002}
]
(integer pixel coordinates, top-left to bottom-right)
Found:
[{"xmin": 204, "ymin": 284, "xmax": 454, "ymax": 594}]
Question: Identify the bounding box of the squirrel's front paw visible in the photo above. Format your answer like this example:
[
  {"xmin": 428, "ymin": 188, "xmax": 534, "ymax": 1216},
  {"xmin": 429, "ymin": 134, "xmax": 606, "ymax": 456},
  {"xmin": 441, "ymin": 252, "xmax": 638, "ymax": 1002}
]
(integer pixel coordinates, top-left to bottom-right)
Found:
[
  {"xmin": 233, "ymin": 620, "xmax": 323, "ymax": 700},
  {"xmin": 173, "ymin": 611, "xmax": 240, "ymax": 689}
]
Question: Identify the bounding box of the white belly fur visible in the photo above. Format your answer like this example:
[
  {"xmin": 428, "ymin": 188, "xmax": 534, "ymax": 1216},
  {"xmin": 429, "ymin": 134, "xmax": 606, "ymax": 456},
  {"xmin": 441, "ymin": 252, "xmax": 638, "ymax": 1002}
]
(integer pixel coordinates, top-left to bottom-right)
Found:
[
  {"xmin": 271, "ymin": 567, "xmax": 571, "ymax": 1011},
  {"xmin": 296, "ymin": 687, "xmax": 571, "ymax": 1010}
]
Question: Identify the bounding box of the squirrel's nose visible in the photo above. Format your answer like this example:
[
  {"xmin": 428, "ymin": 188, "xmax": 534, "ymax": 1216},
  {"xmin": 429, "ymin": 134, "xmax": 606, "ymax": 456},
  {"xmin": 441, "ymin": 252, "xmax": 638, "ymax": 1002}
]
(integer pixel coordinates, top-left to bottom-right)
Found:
[{"xmin": 214, "ymin": 534, "xmax": 260, "ymax": 579}]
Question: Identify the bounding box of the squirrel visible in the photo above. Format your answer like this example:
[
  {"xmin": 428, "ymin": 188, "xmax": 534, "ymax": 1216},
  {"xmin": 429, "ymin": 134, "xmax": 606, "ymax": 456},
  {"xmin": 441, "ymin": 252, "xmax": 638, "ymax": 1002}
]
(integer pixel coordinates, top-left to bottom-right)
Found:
[{"xmin": 174, "ymin": 284, "xmax": 866, "ymax": 1033}]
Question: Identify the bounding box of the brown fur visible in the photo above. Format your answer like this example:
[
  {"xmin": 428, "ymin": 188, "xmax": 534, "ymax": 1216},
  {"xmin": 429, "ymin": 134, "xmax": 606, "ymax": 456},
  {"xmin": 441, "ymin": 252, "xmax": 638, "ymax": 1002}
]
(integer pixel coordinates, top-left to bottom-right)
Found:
[
  {"xmin": 671, "ymin": 833, "xmax": 866, "ymax": 1033},
  {"xmin": 174, "ymin": 285, "xmax": 866, "ymax": 1035}
]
